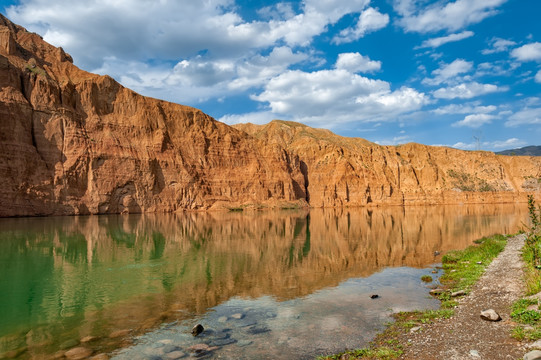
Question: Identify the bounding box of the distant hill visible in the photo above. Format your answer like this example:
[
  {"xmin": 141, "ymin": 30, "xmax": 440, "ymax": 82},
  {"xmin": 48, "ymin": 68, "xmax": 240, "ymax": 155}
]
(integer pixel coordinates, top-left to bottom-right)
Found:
[{"xmin": 497, "ymin": 146, "xmax": 541, "ymax": 156}]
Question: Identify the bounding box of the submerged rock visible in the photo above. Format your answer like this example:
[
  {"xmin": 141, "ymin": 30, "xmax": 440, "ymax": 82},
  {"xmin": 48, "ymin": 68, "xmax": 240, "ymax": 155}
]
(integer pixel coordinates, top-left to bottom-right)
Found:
[
  {"xmin": 64, "ymin": 347, "xmax": 93, "ymax": 360},
  {"xmin": 165, "ymin": 350, "xmax": 187, "ymax": 359},
  {"xmin": 370, "ymin": 294, "xmax": 379, "ymax": 299},
  {"xmin": 192, "ymin": 324, "xmax": 204, "ymax": 337},
  {"xmin": 247, "ymin": 326, "xmax": 270, "ymax": 335}
]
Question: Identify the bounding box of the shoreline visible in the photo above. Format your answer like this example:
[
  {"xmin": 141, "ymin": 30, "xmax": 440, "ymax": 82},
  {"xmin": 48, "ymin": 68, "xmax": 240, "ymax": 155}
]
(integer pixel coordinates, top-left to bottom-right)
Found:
[{"xmin": 320, "ymin": 233, "xmax": 534, "ymax": 360}]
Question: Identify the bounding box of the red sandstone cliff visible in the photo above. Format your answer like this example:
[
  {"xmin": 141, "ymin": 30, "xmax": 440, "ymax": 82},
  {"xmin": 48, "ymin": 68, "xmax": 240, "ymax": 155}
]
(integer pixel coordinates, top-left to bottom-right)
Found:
[
  {"xmin": 234, "ymin": 120, "xmax": 541, "ymax": 207},
  {"xmin": 0, "ymin": 15, "xmax": 306, "ymax": 216},
  {"xmin": 0, "ymin": 15, "xmax": 540, "ymax": 217}
]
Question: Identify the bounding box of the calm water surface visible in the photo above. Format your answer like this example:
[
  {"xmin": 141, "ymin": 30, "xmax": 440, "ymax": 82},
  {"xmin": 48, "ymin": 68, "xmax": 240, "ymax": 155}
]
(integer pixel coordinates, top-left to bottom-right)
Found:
[{"xmin": 0, "ymin": 205, "xmax": 529, "ymax": 359}]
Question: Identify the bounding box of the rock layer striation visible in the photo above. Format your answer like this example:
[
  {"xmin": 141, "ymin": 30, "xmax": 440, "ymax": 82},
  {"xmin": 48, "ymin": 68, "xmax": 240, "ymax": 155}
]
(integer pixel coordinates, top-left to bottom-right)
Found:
[{"xmin": 0, "ymin": 15, "xmax": 540, "ymax": 216}]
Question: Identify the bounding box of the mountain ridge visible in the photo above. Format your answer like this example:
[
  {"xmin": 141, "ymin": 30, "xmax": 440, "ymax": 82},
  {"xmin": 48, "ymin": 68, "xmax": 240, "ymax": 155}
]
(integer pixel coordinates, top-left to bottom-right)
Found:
[
  {"xmin": 497, "ymin": 145, "xmax": 541, "ymax": 156},
  {"xmin": 0, "ymin": 14, "xmax": 540, "ymax": 217}
]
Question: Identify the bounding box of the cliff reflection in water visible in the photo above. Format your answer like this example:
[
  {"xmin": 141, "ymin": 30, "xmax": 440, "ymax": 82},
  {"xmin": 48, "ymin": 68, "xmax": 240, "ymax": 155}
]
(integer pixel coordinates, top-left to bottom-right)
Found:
[{"xmin": 0, "ymin": 204, "xmax": 528, "ymax": 357}]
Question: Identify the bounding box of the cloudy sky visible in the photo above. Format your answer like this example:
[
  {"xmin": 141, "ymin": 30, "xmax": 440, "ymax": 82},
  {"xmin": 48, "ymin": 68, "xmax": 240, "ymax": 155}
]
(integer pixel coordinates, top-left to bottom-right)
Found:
[{"xmin": 1, "ymin": 0, "xmax": 540, "ymax": 151}]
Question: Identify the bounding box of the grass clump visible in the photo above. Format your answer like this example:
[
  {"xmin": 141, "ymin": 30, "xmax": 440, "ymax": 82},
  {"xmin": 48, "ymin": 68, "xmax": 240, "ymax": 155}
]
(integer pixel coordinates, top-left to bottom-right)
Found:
[
  {"xmin": 317, "ymin": 347, "xmax": 402, "ymax": 360},
  {"xmin": 512, "ymin": 325, "xmax": 541, "ymax": 341},
  {"xmin": 421, "ymin": 275, "xmax": 433, "ymax": 282},
  {"xmin": 511, "ymin": 298, "xmax": 540, "ymax": 324}
]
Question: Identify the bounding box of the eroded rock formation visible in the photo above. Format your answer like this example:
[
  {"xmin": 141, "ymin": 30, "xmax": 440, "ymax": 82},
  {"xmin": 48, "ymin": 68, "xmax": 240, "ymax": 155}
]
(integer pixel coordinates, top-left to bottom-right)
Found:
[
  {"xmin": 234, "ymin": 121, "xmax": 541, "ymax": 207},
  {"xmin": 0, "ymin": 15, "xmax": 305, "ymax": 216},
  {"xmin": 0, "ymin": 15, "xmax": 540, "ymax": 216}
]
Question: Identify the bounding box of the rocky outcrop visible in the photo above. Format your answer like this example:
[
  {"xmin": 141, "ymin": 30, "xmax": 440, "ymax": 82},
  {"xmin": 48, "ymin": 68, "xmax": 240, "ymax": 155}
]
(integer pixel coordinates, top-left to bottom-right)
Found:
[
  {"xmin": 0, "ymin": 15, "xmax": 540, "ymax": 217},
  {"xmin": 234, "ymin": 121, "xmax": 541, "ymax": 207}
]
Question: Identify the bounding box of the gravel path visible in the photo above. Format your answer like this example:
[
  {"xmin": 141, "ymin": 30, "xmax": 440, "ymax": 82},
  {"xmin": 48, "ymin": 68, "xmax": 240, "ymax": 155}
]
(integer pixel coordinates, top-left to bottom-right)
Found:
[{"xmin": 400, "ymin": 234, "xmax": 528, "ymax": 359}]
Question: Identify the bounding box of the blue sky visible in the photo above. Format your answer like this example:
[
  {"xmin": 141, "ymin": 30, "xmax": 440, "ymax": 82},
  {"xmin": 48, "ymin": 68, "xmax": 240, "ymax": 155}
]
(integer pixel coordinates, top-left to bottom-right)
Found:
[{"xmin": 1, "ymin": 0, "xmax": 540, "ymax": 151}]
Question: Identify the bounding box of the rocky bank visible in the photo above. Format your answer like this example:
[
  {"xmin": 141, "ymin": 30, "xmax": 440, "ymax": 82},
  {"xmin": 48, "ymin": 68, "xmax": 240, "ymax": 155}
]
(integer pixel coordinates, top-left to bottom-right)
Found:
[{"xmin": 1, "ymin": 15, "xmax": 540, "ymax": 217}]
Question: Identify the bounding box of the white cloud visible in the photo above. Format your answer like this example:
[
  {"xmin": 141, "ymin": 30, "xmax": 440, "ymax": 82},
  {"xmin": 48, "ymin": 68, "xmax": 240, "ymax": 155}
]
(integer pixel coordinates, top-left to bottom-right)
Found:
[
  {"xmin": 219, "ymin": 111, "xmax": 276, "ymax": 125},
  {"xmin": 374, "ymin": 135, "xmax": 412, "ymax": 146},
  {"xmin": 250, "ymin": 69, "xmax": 429, "ymax": 126},
  {"xmin": 423, "ymin": 59, "xmax": 473, "ymax": 86},
  {"xmin": 168, "ymin": 58, "xmax": 236, "ymax": 87},
  {"xmin": 433, "ymin": 82, "xmax": 507, "ymax": 99},
  {"xmin": 333, "ymin": 7, "xmax": 389, "ymax": 44},
  {"xmin": 229, "ymin": 47, "xmax": 309, "ymax": 90},
  {"xmin": 475, "ymin": 61, "xmax": 520, "ymax": 77},
  {"xmin": 394, "ymin": 0, "xmax": 507, "ymax": 33},
  {"xmin": 452, "ymin": 114, "xmax": 496, "ymax": 128},
  {"xmin": 433, "ymin": 102, "xmax": 497, "ymax": 115},
  {"xmin": 257, "ymin": 3, "xmax": 296, "ymax": 20},
  {"xmin": 335, "ymin": 52, "xmax": 381, "ymax": 73},
  {"xmin": 7, "ymin": 0, "xmax": 370, "ymax": 70},
  {"xmin": 481, "ymin": 37, "xmax": 517, "ymax": 55},
  {"xmin": 511, "ymin": 42, "xmax": 541, "ymax": 62},
  {"xmin": 452, "ymin": 138, "xmax": 526, "ymax": 151},
  {"xmin": 506, "ymin": 108, "xmax": 541, "ymax": 127},
  {"xmin": 536, "ymin": 70, "xmax": 541, "ymax": 84},
  {"xmin": 417, "ymin": 31, "xmax": 474, "ymax": 49}
]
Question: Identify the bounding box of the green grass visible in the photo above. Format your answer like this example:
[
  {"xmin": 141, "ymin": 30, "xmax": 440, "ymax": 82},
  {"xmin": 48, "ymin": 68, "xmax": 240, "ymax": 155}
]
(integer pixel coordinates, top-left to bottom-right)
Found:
[
  {"xmin": 510, "ymin": 197, "xmax": 541, "ymax": 342},
  {"xmin": 522, "ymin": 196, "xmax": 541, "ymax": 295},
  {"xmin": 317, "ymin": 347, "xmax": 402, "ymax": 360},
  {"xmin": 421, "ymin": 275, "xmax": 433, "ymax": 282},
  {"xmin": 437, "ymin": 234, "xmax": 507, "ymax": 306}
]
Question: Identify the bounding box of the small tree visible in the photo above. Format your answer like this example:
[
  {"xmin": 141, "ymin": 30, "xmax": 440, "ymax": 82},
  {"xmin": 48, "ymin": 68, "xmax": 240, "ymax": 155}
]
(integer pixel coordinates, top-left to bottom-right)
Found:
[{"xmin": 526, "ymin": 195, "xmax": 541, "ymax": 267}]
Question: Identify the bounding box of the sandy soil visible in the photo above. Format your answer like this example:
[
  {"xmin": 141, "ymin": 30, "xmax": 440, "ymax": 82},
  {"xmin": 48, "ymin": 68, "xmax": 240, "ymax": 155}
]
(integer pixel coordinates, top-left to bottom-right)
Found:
[{"xmin": 399, "ymin": 234, "xmax": 529, "ymax": 359}]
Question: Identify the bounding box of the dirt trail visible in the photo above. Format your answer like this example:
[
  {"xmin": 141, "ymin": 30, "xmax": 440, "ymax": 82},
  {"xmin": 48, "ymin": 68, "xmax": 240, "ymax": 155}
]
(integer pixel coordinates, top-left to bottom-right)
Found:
[{"xmin": 400, "ymin": 234, "xmax": 528, "ymax": 359}]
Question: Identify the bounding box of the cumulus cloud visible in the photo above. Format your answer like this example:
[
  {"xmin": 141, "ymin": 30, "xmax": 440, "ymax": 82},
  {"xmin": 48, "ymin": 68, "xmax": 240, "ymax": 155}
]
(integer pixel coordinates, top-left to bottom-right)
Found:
[
  {"xmin": 335, "ymin": 52, "xmax": 381, "ymax": 73},
  {"xmin": 511, "ymin": 42, "xmax": 541, "ymax": 62},
  {"xmin": 219, "ymin": 111, "xmax": 276, "ymax": 125},
  {"xmin": 332, "ymin": 7, "xmax": 389, "ymax": 44},
  {"xmin": 423, "ymin": 59, "xmax": 473, "ymax": 86},
  {"xmin": 228, "ymin": 47, "xmax": 309, "ymax": 90},
  {"xmin": 433, "ymin": 82, "xmax": 507, "ymax": 99},
  {"xmin": 453, "ymin": 138, "xmax": 526, "ymax": 150},
  {"xmin": 168, "ymin": 58, "xmax": 236, "ymax": 87},
  {"xmin": 394, "ymin": 0, "xmax": 507, "ymax": 33},
  {"xmin": 506, "ymin": 108, "xmax": 541, "ymax": 127},
  {"xmin": 417, "ymin": 31, "xmax": 474, "ymax": 49},
  {"xmin": 475, "ymin": 61, "xmax": 520, "ymax": 77},
  {"xmin": 6, "ymin": 0, "xmax": 370, "ymax": 70},
  {"xmin": 536, "ymin": 70, "xmax": 541, "ymax": 83},
  {"xmin": 481, "ymin": 37, "xmax": 517, "ymax": 55},
  {"xmin": 452, "ymin": 114, "xmax": 496, "ymax": 128},
  {"xmin": 433, "ymin": 102, "xmax": 497, "ymax": 115},
  {"xmin": 250, "ymin": 68, "xmax": 429, "ymax": 125}
]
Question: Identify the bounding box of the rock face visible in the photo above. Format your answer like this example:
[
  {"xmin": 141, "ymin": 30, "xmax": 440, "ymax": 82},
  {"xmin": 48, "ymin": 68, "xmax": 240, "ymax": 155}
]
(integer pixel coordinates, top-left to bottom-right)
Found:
[
  {"xmin": 0, "ymin": 15, "xmax": 305, "ymax": 216},
  {"xmin": 0, "ymin": 15, "xmax": 540, "ymax": 217},
  {"xmin": 235, "ymin": 121, "xmax": 541, "ymax": 208}
]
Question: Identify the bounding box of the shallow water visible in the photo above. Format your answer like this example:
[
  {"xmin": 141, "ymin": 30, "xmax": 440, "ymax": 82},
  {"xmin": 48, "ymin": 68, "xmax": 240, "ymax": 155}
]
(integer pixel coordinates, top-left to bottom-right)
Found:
[{"xmin": 0, "ymin": 204, "xmax": 529, "ymax": 359}]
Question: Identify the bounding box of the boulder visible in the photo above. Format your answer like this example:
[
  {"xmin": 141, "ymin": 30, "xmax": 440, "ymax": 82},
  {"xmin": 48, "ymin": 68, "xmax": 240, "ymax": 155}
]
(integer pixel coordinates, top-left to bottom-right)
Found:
[
  {"xmin": 480, "ymin": 309, "xmax": 501, "ymax": 321},
  {"xmin": 192, "ymin": 324, "xmax": 204, "ymax": 337},
  {"xmin": 524, "ymin": 350, "xmax": 541, "ymax": 360}
]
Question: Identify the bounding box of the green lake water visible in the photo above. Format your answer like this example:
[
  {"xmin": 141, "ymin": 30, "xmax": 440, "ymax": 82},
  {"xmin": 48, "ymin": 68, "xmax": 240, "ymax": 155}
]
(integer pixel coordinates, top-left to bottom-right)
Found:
[{"xmin": 0, "ymin": 204, "xmax": 529, "ymax": 359}]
